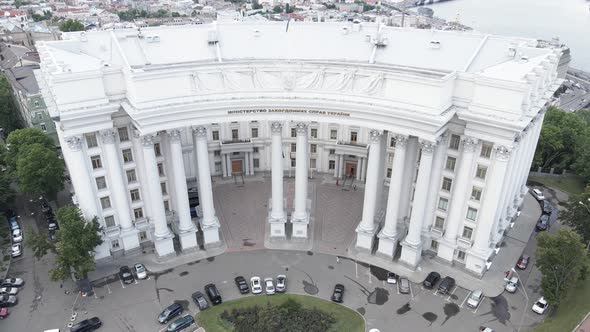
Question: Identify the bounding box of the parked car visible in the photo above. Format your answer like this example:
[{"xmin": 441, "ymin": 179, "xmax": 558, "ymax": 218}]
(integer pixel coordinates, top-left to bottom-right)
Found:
[
  {"xmin": 331, "ymin": 284, "xmax": 344, "ymax": 303},
  {"xmin": 205, "ymin": 283, "xmax": 222, "ymax": 305},
  {"xmin": 399, "ymin": 277, "xmax": 411, "ymax": 294},
  {"xmin": 191, "ymin": 291, "xmax": 209, "ymax": 311},
  {"xmin": 536, "ymin": 214, "xmax": 550, "ymax": 231},
  {"xmin": 8, "ymin": 217, "xmax": 19, "ymax": 231},
  {"xmin": 134, "ymin": 263, "xmax": 147, "ymax": 280},
  {"xmin": 40, "ymin": 199, "xmax": 51, "ymax": 213},
  {"xmin": 234, "ymin": 276, "xmax": 249, "ymax": 294},
  {"xmin": 12, "ymin": 229, "xmax": 22, "ymax": 243},
  {"xmin": 0, "ymin": 287, "xmax": 18, "ymax": 295},
  {"xmin": 531, "ymin": 189, "xmax": 545, "ymax": 201},
  {"xmin": 423, "ymin": 272, "xmax": 441, "ymax": 289},
  {"xmin": 276, "ymin": 275, "xmax": 287, "ymax": 293},
  {"xmin": 158, "ymin": 303, "xmax": 184, "ymax": 324},
  {"xmin": 11, "ymin": 244, "xmax": 21, "ymax": 258},
  {"xmin": 505, "ymin": 276, "xmax": 519, "ymax": 293},
  {"xmin": 386, "ymin": 272, "xmax": 398, "ymax": 284},
  {"xmin": 166, "ymin": 315, "xmax": 194, "ymax": 332},
  {"xmin": 516, "ymin": 255, "xmax": 530, "ymax": 270},
  {"xmin": 467, "ymin": 290, "xmax": 483, "ymax": 308},
  {"xmin": 0, "ymin": 294, "xmax": 17, "ymax": 307},
  {"xmin": 0, "ymin": 307, "xmax": 8, "ymax": 320},
  {"xmin": 1, "ymin": 278, "xmax": 24, "ymax": 287},
  {"xmin": 70, "ymin": 316, "xmax": 102, "ymax": 332},
  {"xmin": 118, "ymin": 266, "xmax": 134, "ymax": 284},
  {"xmin": 479, "ymin": 328, "xmax": 495, "ymax": 332},
  {"xmin": 541, "ymin": 200, "xmax": 553, "ymax": 214},
  {"xmin": 264, "ymin": 277, "xmax": 275, "ymax": 295},
  {"xmin": 532, "ymin": 297, "xmax": 548, "ymax": 314},
  {"xmin": 250, "ymin": 277, "xmax": 262, "ymax": 294},
  {"xmin": 47, "ymin": 217, "xmax": 58, "ymax": 231},
  {"xmin": 438, "ymin": 276, "xmax": 455, "ymax": 295}
]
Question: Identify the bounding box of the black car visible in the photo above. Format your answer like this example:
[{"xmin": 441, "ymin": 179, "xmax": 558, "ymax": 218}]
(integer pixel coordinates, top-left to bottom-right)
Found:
[
  {"xmin": 166, "ymin": 315, "xmax": 194, "ymax": 332},
  {"xmin": 119, "ymin": 266, "xmax": 134, "ymax": 284},
  {"xmin": 0, "ymin": 294, "xmax": 17, "ymax": 307},
  {"xmin": 158, "ymin": 303, "xmax": 184, "ymax": 324},
  {"xmin": 191, "ymin": 291, "xmax": 209, "ymax": 311},
  {"xmin": 41, "ymin": 199, "xmax": 51, "ymax": 213},
  {"xmin": 423, "ymin": 272, "xmax": 441, "ymax": 289},
  {"xmin": 438, "ymin": 276, "xmax": 455, "ymax": 295},
  {"xmin": 536, "ymin": 214, "xmax": 550, "ymax": 231},
  {"xmin": 205, "ymin": 284, "xmax": 222, "ymax": 305},
  {"xmin": 541, "ymin": 200, "xmax": 553, "ymax": 215},
  {"xmin": 331, "ymin": 284, "xmax": 344, "ymax": 303},
  {"xmin": 234, "ymin": 276, "xmax": 249, "ymax": 294},
  {"xmin": 70, "ymin": 316, "xmax": 102, "ymax": 332}
]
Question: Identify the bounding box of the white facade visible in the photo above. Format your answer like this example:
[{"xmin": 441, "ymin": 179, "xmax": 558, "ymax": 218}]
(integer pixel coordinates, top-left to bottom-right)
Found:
[{"xmin": 36, "ymin": 22, "xmax": 562, "ymax": 276}]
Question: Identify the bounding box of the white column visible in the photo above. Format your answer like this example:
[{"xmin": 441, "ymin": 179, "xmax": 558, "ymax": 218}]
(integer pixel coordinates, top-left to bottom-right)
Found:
[
  {"xmin": 398, "ymin": 137, "xmax": 418, "ymax": 221},
  {"xmin": 361, "ymin": 156, "xmax": 367, "ymax": 182},
  {"xmin": 334, "ymin": 154, "xmax": 339, "ymax": 178},
  {"xmin": 517, "ymin": 112, "xmax": 545, "ymax": 201},
  {"xmin": 355, "ymin": 158, "xmax": 362, "ymax": 181},
  {"xmin": 193, "ymin": 126, "xmax": 221, "ymax": 246},
  {"xmin": 466, "ymin": 145, "xmax": 512, "ymax": 276},
  {"xmin": 226, "ymin": 154, "xmax": 232, "ymax": 177},
  {"xmin": 221, "ymin": 153, "xmax": 228, "ymax": 178},
  {"xmin": 355, "ymin": 130, "xmax": 382, "ymax": 250},
  {"xmin": 269, "ymin": 122, "xmax": 287, "ymax": 238},
  {"xmin": 168, "ymin": 129, "xmax": 198, "ymax": 251},
  {"xmin": 99, "ymin": 129, "xmax": 139, "ymax": 252},
  {"xmin": 141, "ymin": 134, "xmax": 174, "ymax": 257},
  {"xmin": 400, "ymin": 140, "xmax": 436, "ymax": 268},
  {"xmin": 291, "ymin": 122, "xmax": 309, "ymax": 238},
  {"xmin": 436, "ymin": 136, "xmax": 478, "ymax": 263},
  {"xmin": 421, "ymin": 134, "xmax": 448, "ymax": 240},
  {"xmin": 249, "ymin": 150, "xmax": 255, "ymax": 175},
  {"xmin": 339, "ymin": 154, "xmax": 345, "ymax": 178},
  {"xmin": 244, "ymin": 152, "xmax": 250, "ymax": 175},
  {"xmin": 377, "ymin": 134, "xmax": 408, "ymax": 257}
]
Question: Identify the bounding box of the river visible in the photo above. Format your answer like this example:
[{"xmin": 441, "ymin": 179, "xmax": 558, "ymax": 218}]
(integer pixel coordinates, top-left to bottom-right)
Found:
[{"xmin": 424, "ymin": 0, "xmax": 590, "ymax": 71}]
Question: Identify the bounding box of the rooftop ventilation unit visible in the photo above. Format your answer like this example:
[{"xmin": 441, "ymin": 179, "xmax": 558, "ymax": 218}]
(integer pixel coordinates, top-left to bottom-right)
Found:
[
  {"xmin": 520, "ymin": 55, "xmax": 529, "ymax": 63},
  {"xmin": 79, "ymin": 31, "xmax": 87, "ymax": 42},
  {"xmin": 208, "ymin": 29, "xmax": 218, "ymax": 44},
  {"xmin": 352, "ymin": 20, "xmax": 361, "ymax": 32},
  {"xmin": 146, "ymin": 35, "xmax": 160, "ymax": 43},
  {"xmin": 253, "ymin": 29, "xmax": 261, "ymax": 37},
  {"xmin": 507, "ymin": 46, "xmax": 517, "ymax": 58},
  {"xmin": 429, "ymin": 40, "xmax": 441, "ymax": 49},
  {"xmin": 371, "ymin": 32, "xmax": 388, "ymax": 47}
]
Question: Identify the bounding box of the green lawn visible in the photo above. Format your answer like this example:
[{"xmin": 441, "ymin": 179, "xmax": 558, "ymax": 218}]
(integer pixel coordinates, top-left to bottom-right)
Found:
[
  {"xmin": 528, "ymin": 175, "xmax": 586, "ymax": 196},
  {"xmin": 532, "ymin": 277, "xmax": 590, "ymax": 332},
  {"xmin": 196, "ymin": 293, "xmax": 365, "ymax": 332}
]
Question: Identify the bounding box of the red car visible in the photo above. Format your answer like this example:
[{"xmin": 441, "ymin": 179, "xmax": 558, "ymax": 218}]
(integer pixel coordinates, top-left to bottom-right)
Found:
[
  {"xmin": 0, "ymin": 307, "xmax": 8, "ymax": 319},
  {"xmin": 517, "ymin": 255, "xmax": 530, "ymax": 269}
]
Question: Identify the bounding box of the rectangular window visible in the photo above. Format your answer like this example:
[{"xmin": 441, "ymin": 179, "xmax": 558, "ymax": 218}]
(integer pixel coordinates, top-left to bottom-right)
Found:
[
  {"xmin": 251, "ymin": 128, "xmax": 258, "ymax": 138},
  {"xmin": 130, "ymin": 189, "xmax": 141, "ymax": 202},
  {"xmin": 126, "ymin": 169, "xmax": 137, "ymax": 183},
  {"xmin": 310, "ymin": 158, "xmax": 316, "ymax": 168},
  {"xmin": 253, "ymin": 158, "xmax": 259, "ymax": 168},
  {"xmin": 100, "ymin": 196, "xmax": 111, "ymax": 209},
  {"xmin": 310, "ymin": 144, "xmax": 317, "ymax": 154},
  {"xmin": 133, "ymin": 208, "xmax": 143, "ymax": 219},
  {"xmin": 164, "ymin": 200, "xmax": 170, "ymax": 212},
  {"xmin": 330, "ymin": 129, "xmax": 338, "ymax": 140},
  {"xmin": 157, "ymin": 163, "xmax": 165, "ymax": 176},
  {"xmin": 291, "ymin": 128, "xmax": 297, "ymax": 138},
  {"xmin": 350, "ymin": 131, "xmax": 358, "ymax": 142},
  {"xmin": 95, "ymin": 176, "xmax": 107, "ymax": 190},
  {"xmin": 431, "ymin": 240, "xmax": 439, "ymax": 251},
  {"xmin": 462, "ymin": 227, "xmax": 473, "ymax": 239},
  {"xmin": 291, "ymin": 143, "xmax": 296, "ymax": 152},
  {"xmin": 253, "ymin": 147, "xmax": 259, "ymax": 153},
  {"xmin": 457, "ymin": 250, "xmax": 466, "ymax": 261},
  {"xmin": 480, "ymin": 143, "xmax": 493, "ymax": 158},
  {"xmin": 104, "ymin": 216, "xmax": 116, "ymax": 228},
  {"xmin": 91, "ymin": 155, "xmax": 102, "ymax": 169},
  {"xmin": 476, "ymin": 165, "xmax": 488, "ymax": 179},
  {"xmin": 445, "ymin": 157, "xmax": 456, "ymax": 171},
  {"xmin": 111, "ymin": 239, "xmax": 120, "ymax": 250},
  {"xmin": 231, "ymin": 129, "xmax": 239, "ymax": 140},
  {"xmin": 434, "ymin": 216, "xmax": 445, "ymax": 229},
  {"xmin": 86, "ymin": 133, "xmax": 98, "ymax": 148},
  {"xmin": 386, "ymin": 168, "xmax": 392, "ymax": 178},
  {"xmin": 329, "ymin": 149, "xmax": 335, "ymax": 155},
  {"xmin": 139, "ymin": 231, "xmax": 147, "ymax": 241},
  {"xmin": 160, "ymin": 182, "xmax": 167, "ymax": 195},
  {"xmin": 311, "ymin": 128, "xmax": 318, "ymax": 138},
  {"xmin": 154, "ymin": 143, "xmax": 162, "ymax": 157},
  {"xmin": 214, "ymin": 150, "xmax": 221, "ymax": 157},
  {"xmin": 471, "ymin": 187, "xmax": 482, "ymax": 201},
  {"xmin": 40, "ymin": 123, "xmax": 47, "ymax": 132},
  {"xmin": 122, "ymin": 149, "xmax": 133, "ymax": 163},
  {"xmin": 212, "ymin": 130, "xmax": 219, "ymax": 141},
  {"xmin": 329, "ymin": 160, "xmax": 335, "ymax": 170},
  {"xmin": 449, "ymin": 134, "xmax": 460, "ymax": 150},
  {"xmin": 291, "ymin": 158, "xmax": 296, "ymax": 167},
  {"xmin": 438, "ymin": 197, "xmax": 449, "ymax": 211},
  {"xmin": 466, "ymin": 207, "xmax": 478, "ymax": 221},
  {"xmin": 390, "ymin": 137, "xmax": 395, "ymax": 147},
  {"xmin": 118, "ymin": 127, "xmax": 129, "ymax": 142},
  {"xmin": 441, "ymin": 177, "xmax": 452, "ymax": 191},
  {"xmin": 214, "ymin": 162, "xmax": 221, "ymax": 174}
]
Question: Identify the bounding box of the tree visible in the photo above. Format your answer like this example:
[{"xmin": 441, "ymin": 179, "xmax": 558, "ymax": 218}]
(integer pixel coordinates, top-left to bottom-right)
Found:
[
  {"xmin": 0, "ymin": 173, "xmax": 15, "ymax": 208},
  {"xmin": 536, "ymin": 229, "xmax": 589, "ymax": 306},
  {"xmin": 59, "ymin": 19, "xmax": 85, "ymax": 32},
  {"xmin": 15, "ymin": 143, "xmax": 64, "ymax": 199},
  {"xmin": 273, "ymin": 5, "xmax": 283, "ymax": 13},
  {"xmin": 0, "ymin": 75, "xmax": 21, "ymax": 133},
  {"xmin": 6, "ymin": 128, "xmax": 54, "ymax": 171},
  {"xmin": 50, "ymin": 207, "xmax": 103, "ymax": 281},
  {"xmin": 26, "ymin": 226, "xmax": 55, "ymax": 259},
  {"xmin": 561, "ymin": 186, "xmax": 590, "ymax": 245}
]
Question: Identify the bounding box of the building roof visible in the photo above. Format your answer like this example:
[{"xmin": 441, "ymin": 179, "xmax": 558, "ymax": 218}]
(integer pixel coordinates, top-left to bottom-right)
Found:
[{"xmin": 4, "ymin": 65, "xmax": 40, "ymax": 94}]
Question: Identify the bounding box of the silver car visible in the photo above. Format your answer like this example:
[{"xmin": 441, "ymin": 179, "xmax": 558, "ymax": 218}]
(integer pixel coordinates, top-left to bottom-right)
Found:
[
  {"xmin": 467, "ymin": 290, "xmax": 483, "ymax": 308},
  {"xmin": 399, "ymin": 277, "xmax": 410, "ymax": 294},
  {"xmin": 276, "ymin": 275, "xmax": 287, "ymax": 293},
  {"xmin": 505, "ymin": 277, "xmax": 519, "ymax": 293}
]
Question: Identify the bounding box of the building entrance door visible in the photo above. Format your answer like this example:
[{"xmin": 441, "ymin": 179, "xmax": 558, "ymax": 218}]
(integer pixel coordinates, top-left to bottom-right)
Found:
[
  {"xmin": 231, "ymin": 160, "xmax": 243, "ymax": 174},
  {"xmin": 345, "ymin": 162, "xmax": 357, "ymax": 178}
]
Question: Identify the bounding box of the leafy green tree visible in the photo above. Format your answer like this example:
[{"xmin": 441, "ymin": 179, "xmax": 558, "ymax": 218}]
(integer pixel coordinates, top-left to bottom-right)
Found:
[
  {"xmin": 0, "ymin": 173, "xmax": 15, "ymax": 208},
  {"xmin": 59, "ymin": 19, "xmax": 85, "ymax": 32},
  {"xmin": 561, "ymin": 186, "xmax": 590, "ymax": 244},
  {"xmin": 0, "ymin": 75, "xmax": 21, "ymax": 133},
  {"xmin": 15, "ymin": 143, "xmax": 64, "ymax": 199},
  {"xmin": 536, "ymin": 228, "xmax": 589, "ymax": 306},
  {"xmin": 273, "ymin": 5, "xmax": 283, "ymax": 13},
  {"xmin": 6, "ymin": 128, "xmax": 54, "ymax": 170},
  {"xmin": 26, "ymin": 226, "xmax": 55, "ymax": 259}
]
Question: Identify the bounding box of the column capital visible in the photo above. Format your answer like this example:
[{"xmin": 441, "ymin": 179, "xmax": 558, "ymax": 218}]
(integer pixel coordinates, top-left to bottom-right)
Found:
[
  {"xmin": 437, "ymin": 132, "xmax": 450, "ymax": 145},
  {"xmin": 192, "ymin": 126, "xmax": 207, "ymax": 139},
  {"xmin": 141, "ymin": 133, "xmax": 157, "ymax": 147},
  {"xmin": 494, "ymin": 145, "xmax": 511, "ymax": 161},
  {"xmin": 99, "ymin": 128, "xmax": 117, "ymax": 145},
  {"xmin": 368, "ymin": 130, "xmax": 382, "ymax": 143},
  {"xmin": 270, "ymin": 121, "xmax": 283, "ymax": 134},
  {"xmin": 295, "ymin": 122, "xmax": 308, "ymax": 135},
  {"xmin": 393, "ymin": 134, "xmax": 409, "ymax": 148},
  {"xmin": 419, "ymin": 139, "xmax": 436, "ymax": 155},
  {"xmin": 65, "ymin": 136, "xmax": 83, "ymax": 151},
  {"xmin": 462, "ymin": 136, "xmax": 479, "ymax": 152},
  {"xmin": 167, "ymin": 129, "xmax": 182, "ymax": 142}
]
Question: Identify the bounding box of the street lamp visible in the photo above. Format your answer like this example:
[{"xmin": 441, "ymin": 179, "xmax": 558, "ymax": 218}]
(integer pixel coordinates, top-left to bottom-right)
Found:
[{"xmin": 511, "ymin": 267, "xmax": 529, "ymax": 332}]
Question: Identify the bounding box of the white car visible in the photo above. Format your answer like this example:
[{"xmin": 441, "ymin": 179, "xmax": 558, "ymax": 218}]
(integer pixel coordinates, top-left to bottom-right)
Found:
[
  {"xmin": 531, "ymin": 189, "xmax": 545, "ymax": 201},
  {"xmin": 505, "ymin": 277, "xmax": 519, "ymax": 293},
  {"xmin": 250, "ymin": 277, "xmax": 262, "ymax": 294},
  {"xmin": 11, "ymin": 244, "xmax": 21, "ymax": 258},
  {"xmin": 467, "ymin": 290, "xmax": 483, "ymax": 308},
  {"xmin": 387, "ymin": 272, "xmax": 398, "ymax": 284},
  {"xmin": 12, "ymin": 229, "xmax": 22, "ymax": 243},
  {"xmin": 264, "ymin": 277, "xmax": 275, "ymax": 295},
  {"xmin": 0, "ymin": 287, "xmax": 18, "ymax": 295},
  {"xmin": 134, "ymin": 263, "xmax": 147, "ymax": 280},
  {"xmin": 532, "ymin": 297, "xmax": 548, "ymax": 314},
  {"xmin": 276, "ymin": 275, "xmax": 286, "ymax": 293}
]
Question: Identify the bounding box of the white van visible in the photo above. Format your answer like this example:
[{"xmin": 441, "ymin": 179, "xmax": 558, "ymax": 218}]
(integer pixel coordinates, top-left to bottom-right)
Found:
[{"xmin": 531, "ymin": 189, "xmax": 545, "ymax": 201}]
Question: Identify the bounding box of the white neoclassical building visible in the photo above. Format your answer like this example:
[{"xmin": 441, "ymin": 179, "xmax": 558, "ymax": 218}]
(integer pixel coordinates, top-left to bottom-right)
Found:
[{"xmin": 35, "ymin": 22, "xmax": 563, "ymax": 276}]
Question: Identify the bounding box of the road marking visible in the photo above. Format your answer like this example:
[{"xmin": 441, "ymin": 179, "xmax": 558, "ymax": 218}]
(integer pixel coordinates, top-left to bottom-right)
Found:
[
  {"xmin": 355, "ymin": 261, "xmax": 358, "ymax": 278},
  {"xmin": 473, "ymin": 296, "xmax": 484, "ymax": 314},
  {"xmin": 445, "ymin": 287, "xmax": 457, "ymax": 302},
  {"xmin": 105, "ymin": 278, "xmax": 112, "ymax": 294},
  {"xmin": 119, "ymin": 277, "xmax": 126, "ymax": 289},
  {"xmin": 367, "ymin": 268, "xmax": 372, "ymax": 284},
  {"xmin": 409, "ymin": 283, "xmax": 414, "ymax": 299},
  {"xmin": 460, "ymin": 291, "xmax": 470, "ymax": 308}
]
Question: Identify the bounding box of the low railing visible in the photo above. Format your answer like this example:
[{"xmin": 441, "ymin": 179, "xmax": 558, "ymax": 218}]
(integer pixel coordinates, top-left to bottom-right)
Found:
[
  {"xmin": 457, "ymin": 237, "xmax": 473, "ymax": 248},
  {"xmin": 430, "ymin": 226, "xmax": 443, "ymax": 238},
  {"xmin": 104, "ymin": 225, "xmax": 121, "ymax": 237},
  {"xmin": 134, "ymin": 217, "xmax": 150, "ymax": 230},
  {"xmin": 337, "ymin": 141, "xmax": 367, "ymax": 148},
  {"xmin": 221, "ymin": 138, "xmax": 251, "ymax": 145}
]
